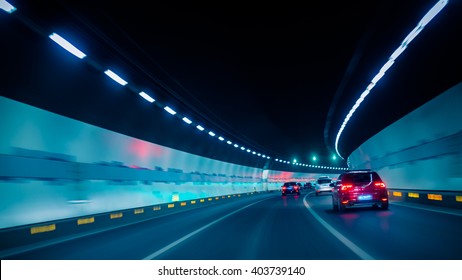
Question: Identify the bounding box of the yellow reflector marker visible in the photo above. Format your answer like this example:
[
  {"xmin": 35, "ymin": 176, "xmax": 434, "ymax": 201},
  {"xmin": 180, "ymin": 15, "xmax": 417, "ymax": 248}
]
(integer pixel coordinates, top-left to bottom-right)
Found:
[
  {"xmin": 208, "ymin": 198, "xmax": 212, "ymax": 201},
  {"xmin": 110, "ymin": 213, "xmax": 123, "ymax": 219},
  {"xmin": 222, "ymin": 196, "xmax": 225, "ymax": 198},
  {"xmin": 77, "ymin": 217, "xmax": 94, "ymax": 225},
  {"xmin": 228, "ymin": 195, "xmax": 231, "ymax": 198},
  {"xmin": 30, "ymin": 224, "xmax": 56, "ymax": 234},
  {"xmin": 200, "ymin": 199, "xmax": 205, "ymax": 203},
  {"xmin": 153, "ymin": 206, "xmax": 161, "ymax": 211},
  {"xmin": 168, "ymin": 203, "xmax": 175, "ymax": 208},
  {"xmin": 238, "ymin": 194, "xmax": 241, "ymax": 197},
  {"xmin": 428, "ymin": 194, "xmax": 442, "ymax": 201},
  {"xmin": 191, "ymin": 200, "xmax": 196, "ymax": 204},
  {"xmin": 456, "ymin": 196, "xmax": 462, "ymax": 202},
  {"xmin": 180, "ymin": 202, "xmax": 186, "ymax": 206},
  {"xmin": 134, "ymin": 208, "xmax": 144, "ymax": 214},
  {"xmin": 215, "ymin": 197, "xmax": 219, "ymax": 200},
  {"xmin": 408, "ymin": 193, "xmax": 419, "ymax": 198},
  {"xmin": 393, "ymin": 191, "xmax": 402, "ymax": 197}
]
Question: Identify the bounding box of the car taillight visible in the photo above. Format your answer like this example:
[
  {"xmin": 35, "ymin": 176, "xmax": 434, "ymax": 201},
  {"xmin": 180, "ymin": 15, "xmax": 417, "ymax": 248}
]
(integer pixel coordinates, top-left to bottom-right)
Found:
[
  {"xmin": 341, "ymin": 184, "xmax": 353, "ymax": 191},
  {"xmin": 374, "ymin": 182, "xmax": 386, "ymax": 188},
  {"xmin": 294, "ymin": 186, "xmax": 299, "ymax": 190},
  {"xmin": 282, "ymin": 186, "xmax": 287, "ymax": 190}
]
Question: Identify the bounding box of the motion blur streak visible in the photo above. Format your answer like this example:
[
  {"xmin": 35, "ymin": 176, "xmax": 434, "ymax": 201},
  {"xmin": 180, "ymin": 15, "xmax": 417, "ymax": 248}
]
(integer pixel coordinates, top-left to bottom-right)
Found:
[{"xmin": 142, "ymin": 197, "xmax": 272, "ymax": 260}]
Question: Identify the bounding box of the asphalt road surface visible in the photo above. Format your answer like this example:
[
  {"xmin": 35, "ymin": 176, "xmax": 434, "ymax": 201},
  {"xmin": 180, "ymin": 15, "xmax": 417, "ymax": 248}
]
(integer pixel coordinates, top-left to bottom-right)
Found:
[{"xmin": 4, "ymin": 190, "xmax": 462, "ymax": 260}]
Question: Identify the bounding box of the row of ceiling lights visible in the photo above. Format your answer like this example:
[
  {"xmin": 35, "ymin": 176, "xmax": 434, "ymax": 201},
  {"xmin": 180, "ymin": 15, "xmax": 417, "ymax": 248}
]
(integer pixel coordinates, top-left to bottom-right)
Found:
[
  {"xmin": 333, "ymin": 0, "xmax": 449, "ymax": 159},
  {"xmin": 2, "ymin": 0, "xmax": 347, "ymax": 171}
]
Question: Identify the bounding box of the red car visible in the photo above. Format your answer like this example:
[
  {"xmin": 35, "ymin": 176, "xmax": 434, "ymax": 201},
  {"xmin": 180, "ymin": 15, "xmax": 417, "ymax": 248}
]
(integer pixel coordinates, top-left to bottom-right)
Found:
[{"xmin": 332, "ymin": 170, "xmax": 389, "ymax": 211}]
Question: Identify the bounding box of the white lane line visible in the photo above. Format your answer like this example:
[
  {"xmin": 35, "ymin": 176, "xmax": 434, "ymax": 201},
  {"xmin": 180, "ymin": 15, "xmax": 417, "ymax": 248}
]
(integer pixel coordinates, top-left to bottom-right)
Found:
[
  {"xmin": 303, "ymin": 195, "xmax": 375, "ymax": 260},
  {"xmin": 142, "ymin": 197, "xmax": 272, "ymax": 260}
]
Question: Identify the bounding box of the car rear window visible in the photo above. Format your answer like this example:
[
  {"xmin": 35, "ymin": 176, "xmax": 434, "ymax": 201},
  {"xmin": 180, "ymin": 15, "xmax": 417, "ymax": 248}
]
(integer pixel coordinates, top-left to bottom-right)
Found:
[
  {"xmin": 343, "ymin": 172, "xmax": 381, "ymax": 183},
  {"xmin": 317, "ymin": 179, "xmax": 332, "ymax": 184}
]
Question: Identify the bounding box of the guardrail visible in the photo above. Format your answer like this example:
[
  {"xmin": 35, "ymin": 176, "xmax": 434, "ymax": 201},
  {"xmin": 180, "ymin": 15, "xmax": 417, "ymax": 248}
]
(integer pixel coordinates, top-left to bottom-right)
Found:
[
  {"xmin": 0, "ymin": 191, "xmax": 269, "ymax": 257},
  {"xmin": 388, "ymin": 188, "xmax": 462, "ymax": 209}
]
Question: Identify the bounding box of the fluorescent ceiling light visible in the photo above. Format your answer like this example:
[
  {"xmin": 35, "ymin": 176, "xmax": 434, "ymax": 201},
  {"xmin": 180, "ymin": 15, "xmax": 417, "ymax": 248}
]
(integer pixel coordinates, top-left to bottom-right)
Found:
[
  {"xmin": 49, "ymin": 33, "xmax": 86, "ymax": 59},
  {"xmin": 420, "ymin": 0, "xmax": 448, "ymax": 26},
  {"xmin": 0, "ymin": 0, "xmax": 16, "ymax": 13},
  {"xmin": 389, "ymin": 45, "xmax": 407, "ymax": 61},
  {"xmin": 380, "ymin": 60, "xmax": 395, "ymax": 73},
  {"xmin": 104, "ymin": 69, "xmax": 127, "ymax": 86},
  {"xmin": 402, "ymin": 26, "xmax": 423, "ymax": 46},
  {"xmin": 182, "ymin": 117, "xmax": 192, "ymax": 124},
  {"xmin": 139, "ymin": 91, "xmax": 155, "ymax": 103},
  {"xmin": 164, "ymin": 106, "xmax": 176, "ymax": 115},
  {"xmin": 371, "ymin": 71, "xmax": 385, "ymax": 84},
  {"xmin": 196, "ymin": 125, "xmax": 204, "ymax": 131},
  {"xmin": 334, "ymin": 1, "xmax": 448, "ymax": 159}
]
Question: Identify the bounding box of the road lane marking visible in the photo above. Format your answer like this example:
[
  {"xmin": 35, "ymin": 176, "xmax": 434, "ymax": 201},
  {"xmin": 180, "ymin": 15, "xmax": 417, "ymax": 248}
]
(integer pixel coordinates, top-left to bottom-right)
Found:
[
  {"xmin": 142, "ymin": 197, "xmax": 273, "ymax": 260},
  {"xmin": 303, "ymin": 195, "xmax": 375, "ymax": 260}
]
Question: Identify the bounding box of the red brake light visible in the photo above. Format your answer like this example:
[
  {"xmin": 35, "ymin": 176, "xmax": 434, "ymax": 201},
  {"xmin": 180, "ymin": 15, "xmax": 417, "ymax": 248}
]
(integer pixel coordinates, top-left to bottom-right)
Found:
[
  {"xmin": 374, "ymin": 182, "xmax": 386, "ymax": 188},
  {"xmin": 282, "ymin": 186, "xmax": 287, "ymax": 190},
  {"xmin": 341, "ymin": 184, "xmax": 353, "ymax": 191}
]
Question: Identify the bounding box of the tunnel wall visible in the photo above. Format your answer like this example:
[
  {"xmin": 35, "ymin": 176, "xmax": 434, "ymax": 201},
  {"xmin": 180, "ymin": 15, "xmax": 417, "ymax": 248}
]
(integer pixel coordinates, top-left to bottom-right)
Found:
[
  {"xmin": 0, "ymin": 96, "xmax": 336, "ymax": 229},
  {"xmin": 348, "ymin": 82, "xmax": 462, "ymax": 204}
]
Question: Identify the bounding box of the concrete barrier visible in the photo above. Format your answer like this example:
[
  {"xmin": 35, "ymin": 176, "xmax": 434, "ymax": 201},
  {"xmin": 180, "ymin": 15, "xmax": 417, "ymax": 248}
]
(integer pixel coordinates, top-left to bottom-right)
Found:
[{"xmin": 348, "ymin": 82, "xmax": 462, "ymax": 209}]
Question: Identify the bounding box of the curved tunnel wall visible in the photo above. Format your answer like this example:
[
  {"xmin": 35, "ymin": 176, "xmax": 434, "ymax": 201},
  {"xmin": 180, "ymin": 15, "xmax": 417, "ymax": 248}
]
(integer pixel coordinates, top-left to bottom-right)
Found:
[
  {"xmin": 348, "ymin": 82, "xmax": 462, "ymax": 193},
  {"xmin": 4, "ymin": 80, "xmax": 460, "ymax": 230},
  {"xmin": 0, "ymin": 96, "xmax": 336, "ymax": 229}
]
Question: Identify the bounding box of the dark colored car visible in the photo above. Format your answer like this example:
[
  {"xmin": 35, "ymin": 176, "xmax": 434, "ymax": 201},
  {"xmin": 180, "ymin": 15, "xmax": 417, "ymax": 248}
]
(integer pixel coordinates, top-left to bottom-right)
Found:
[
  {"xmin": 304, "ymin": 182, "xmax": 314, "ymax": 189},
  {"xmin": 281, "ymin": 181, "xmax": 300, "ymax": 196},
  {"xmin": 331, "ymin": 169, "xmax": 389, "ymax": 211}
]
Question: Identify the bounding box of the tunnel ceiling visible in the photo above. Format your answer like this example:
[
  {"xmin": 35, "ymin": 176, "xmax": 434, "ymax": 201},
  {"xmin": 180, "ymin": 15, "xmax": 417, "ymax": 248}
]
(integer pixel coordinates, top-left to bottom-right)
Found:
[{"xmin": 1, "ymin": 0, "xmax": 461, "ymax": 169}]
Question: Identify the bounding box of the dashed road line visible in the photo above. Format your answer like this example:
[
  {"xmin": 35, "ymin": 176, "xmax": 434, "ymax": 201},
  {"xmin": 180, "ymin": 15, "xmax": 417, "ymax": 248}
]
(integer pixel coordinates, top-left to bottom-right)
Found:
[{"xmin": 143, "ymin": 197, "xmax": 273, "ymax": 260}]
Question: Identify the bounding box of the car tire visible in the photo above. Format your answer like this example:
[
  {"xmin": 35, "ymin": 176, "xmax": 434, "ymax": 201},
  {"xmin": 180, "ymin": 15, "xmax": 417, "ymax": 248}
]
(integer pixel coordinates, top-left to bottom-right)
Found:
[
  {"xmin": 332, "ymin": 197, "xmax": 338, "ymax": 211},
  {"xmin": 380, "ymin": 201, "xmax": 389, "ymax": 210},
  {"xmin": 337, "ymin": 199, "xmax": 345, "ymax": 212}
]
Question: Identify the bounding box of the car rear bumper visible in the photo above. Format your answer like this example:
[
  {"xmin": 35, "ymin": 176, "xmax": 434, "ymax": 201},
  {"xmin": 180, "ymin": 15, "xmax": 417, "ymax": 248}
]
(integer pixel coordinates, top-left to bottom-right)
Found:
[
  {"xmin": 339, "ymin": 195, "xmax": 388, "ymax": 207},
  {"xmin": 316, "ymin": 188, "xmax": 332, "ymax": 193},
  {"xmin": 282, "ymin": 191, "xmax": 300, "ymax": 195}
]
